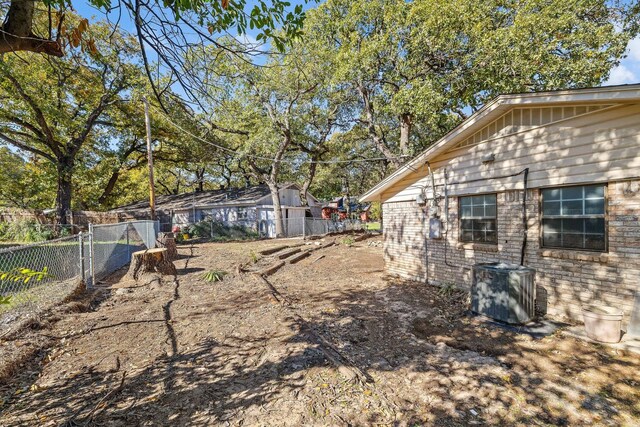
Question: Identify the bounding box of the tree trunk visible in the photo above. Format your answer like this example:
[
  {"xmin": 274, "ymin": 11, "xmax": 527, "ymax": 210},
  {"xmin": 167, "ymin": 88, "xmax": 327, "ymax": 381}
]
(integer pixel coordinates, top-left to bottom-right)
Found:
[
  {"xmin": 98, "ymin": 169, "xmax": 120, "ymax": 205},
  {"xmin": 196, "ymin": 167, "xmax": 205, "ymax": 192},
  {"xmin": 157, "ymin": 233, "xmax": 178, "ymax": 261},
  {"xmin": 128, "ymin": 248, "xmax": 177, "ymax": 281},
  {"xmin": 0, "ymin": 0, "xmax": 63, "ymax": 56},
  {"xmin": 56, "ymin": 159, "xmax": 74, "ymax": 225},
  {"xmin": 399, "ymin": 113, "xmax": 412, "ymax": 156},
  {"xmin": 268, "ymin": 182, "xmax": 284, "ymax": 238},
  {"xmin": 357, "ymin": 84, "xmax": 402, "ymax": 168},
  {"xmin": 300, "ymin": 160, "xmax": 318, "ymax": 207}
]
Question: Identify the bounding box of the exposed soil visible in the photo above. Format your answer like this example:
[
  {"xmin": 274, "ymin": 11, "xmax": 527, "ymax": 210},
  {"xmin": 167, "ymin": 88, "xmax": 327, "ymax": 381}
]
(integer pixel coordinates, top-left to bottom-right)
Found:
[{"xmin": 0, "ymin": 236, "xmax": 638, "ymax": 426}]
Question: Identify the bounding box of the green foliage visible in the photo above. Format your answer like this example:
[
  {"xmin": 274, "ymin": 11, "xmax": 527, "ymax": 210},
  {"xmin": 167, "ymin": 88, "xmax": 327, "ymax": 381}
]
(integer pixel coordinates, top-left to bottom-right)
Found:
[
  {"xmin": 2, "ymin": 1, "xmax": 639, "ymax": 218},
  {"xmin": 201, "ymin": 269, "xmax": 228, "ymax": 283},
  {"xmin": 36, "ymin": 0, "xmax": 309, "ymax": 53},
  {"xmin": 0, "ymin": 220, "xmax": 55, "ymax": 243},
  {"xmin": 0, "ymin": 267, "xmax": 51, "ymax": 305},
  {"xmin": 368, "ymin": 202, "xmax": 382, "ymax": 221},
  {"xmin": 0, "ymin": 267, "xmax": 50, "ymax": 283},
  {"xmin": 341, "ymin": 236, "xmax": 355, "ymax": 246},
  {"xmin": 249, "ymin": 250, "xmax": 259, "ymax": 264},
  {"xmin": 0, "ymin": 148, "xmax": 56, "ymax": 209},
  {"xmin": 304, "ymin": 0, "xmax": 639, "ymax": 163},
  {"xmin": 439, "ymin": 282, "xmax": 457, "ymax": 297},
  {"xmin": 0, "ymin": 15, "xmax": 146, "ymax": 220}
]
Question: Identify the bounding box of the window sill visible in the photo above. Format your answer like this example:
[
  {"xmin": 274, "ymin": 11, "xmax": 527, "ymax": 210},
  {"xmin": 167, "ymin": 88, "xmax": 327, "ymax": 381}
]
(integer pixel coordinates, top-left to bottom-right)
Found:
[
  {"xmin": 456, "ymin": 242, "xmax": 499, "ymax": 252},
  {"xmin": 537, "ymin": 249, "xmax": 608, "ymax": 263}
]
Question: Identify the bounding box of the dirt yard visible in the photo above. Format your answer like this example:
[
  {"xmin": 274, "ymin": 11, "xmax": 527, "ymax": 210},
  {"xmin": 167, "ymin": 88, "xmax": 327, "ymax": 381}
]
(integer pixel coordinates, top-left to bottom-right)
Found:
[{"xmin": 0, "ymin": 236, "xmax": 638, "ymax": 426}]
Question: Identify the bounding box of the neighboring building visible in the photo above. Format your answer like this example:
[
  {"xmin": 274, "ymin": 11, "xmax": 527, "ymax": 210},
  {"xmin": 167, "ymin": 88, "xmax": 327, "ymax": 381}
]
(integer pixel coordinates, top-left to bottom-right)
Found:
[
  {"xmin": 360, "ymin": 84, "xmax": 640, "ymax": 322},
  {"xmin": 320, "ymin": 196, "xmax": 371, "ymax": 221},
  {"xmin": 113, "ymin": 184, "xmax": 320, "ymax": 238}
]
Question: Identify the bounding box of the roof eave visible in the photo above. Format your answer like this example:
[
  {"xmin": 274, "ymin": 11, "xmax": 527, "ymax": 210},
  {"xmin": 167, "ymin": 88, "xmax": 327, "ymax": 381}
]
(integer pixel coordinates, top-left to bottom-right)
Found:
[{"xmin": 359, "ymin": 84, "xmax": 640, "ymax": 203}]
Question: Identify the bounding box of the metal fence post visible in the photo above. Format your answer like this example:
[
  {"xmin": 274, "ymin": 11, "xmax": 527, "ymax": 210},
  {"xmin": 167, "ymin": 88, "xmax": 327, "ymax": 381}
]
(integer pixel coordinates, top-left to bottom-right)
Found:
[
  {"xmin": 302, "ymin": 218, "xmax": 306, "ymax": 238},
  {"xmin": 88, "ymin": 223, "xmax": 95, "ymax": 288},
  {"xmin": 78, "ymin": 232, "xmax": 85, "ymax": 284},
  {"xmin": 126, "ymin": 224, "xmax": 130, "ymax": 259}
]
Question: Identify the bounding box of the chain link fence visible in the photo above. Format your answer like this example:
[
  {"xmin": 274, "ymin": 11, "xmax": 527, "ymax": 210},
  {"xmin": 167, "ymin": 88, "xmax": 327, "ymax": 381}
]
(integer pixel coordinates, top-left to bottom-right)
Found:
[
  {"xmin": 171, "ymin": 217, "xmax": 368, "ymax": 240},
  {"xmin": 261, "ymin": 218, "xmax": 365, "ymax": 238},
  {"xmin": 0, "ymin": 235, "xmax": 84, "ymax": 329},
  {"xmin": 0, "ymin": 220, "xmax": 158, "ymax": 331},
  {"xmin": 89, "ymin": 221, "xmax": 158, "ymax": 284}
]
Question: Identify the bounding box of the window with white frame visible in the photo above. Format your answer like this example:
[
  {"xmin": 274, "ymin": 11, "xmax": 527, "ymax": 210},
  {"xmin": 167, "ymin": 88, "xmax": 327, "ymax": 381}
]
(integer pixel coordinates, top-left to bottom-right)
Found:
[
  {"xmin": 459, "ymin": 194, "xmax": 497, "ymax": 244},
  {"xmin": 541, "ymin": 184, "xmax": 606, "ymax": 251},
  {"xmin": 236, "ymin": 207, "xmax": 249, "ymax": 220}
]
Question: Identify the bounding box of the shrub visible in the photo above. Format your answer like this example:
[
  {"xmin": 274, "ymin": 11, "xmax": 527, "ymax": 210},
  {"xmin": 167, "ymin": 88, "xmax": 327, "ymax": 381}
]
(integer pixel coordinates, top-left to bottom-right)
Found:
[
  {"xmin": 201, "ymin": 269, "xmax": 227, "ymax": 283},
  {"xmin": 341, "ymin": 236, "xmax": 355, "ymax": 246},
  {"xmin": 0, "ymin": 219, "xmax": 54, "ymax": 242}
]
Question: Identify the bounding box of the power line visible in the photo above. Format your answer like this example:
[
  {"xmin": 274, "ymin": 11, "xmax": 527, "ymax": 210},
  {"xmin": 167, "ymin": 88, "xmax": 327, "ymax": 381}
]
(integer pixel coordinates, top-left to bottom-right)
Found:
[{"xmin": 149, "ymin": 104, "xmax": 411, "ymax": 165}]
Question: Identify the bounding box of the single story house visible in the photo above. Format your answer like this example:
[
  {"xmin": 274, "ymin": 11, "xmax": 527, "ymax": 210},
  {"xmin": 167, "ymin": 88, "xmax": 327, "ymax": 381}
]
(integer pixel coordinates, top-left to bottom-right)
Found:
[
  {"xmin": 361, "ymin": 84, "xmax": 640, "ymax": 322},
  {"xmin": 113, "ymin": 184, "xmax": 321, "ymax": 237}
]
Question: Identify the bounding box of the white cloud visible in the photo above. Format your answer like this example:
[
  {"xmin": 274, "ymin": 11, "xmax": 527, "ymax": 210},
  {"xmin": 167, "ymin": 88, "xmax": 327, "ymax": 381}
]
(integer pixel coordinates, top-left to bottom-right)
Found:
[
  {"xmin": 603, "ymin": 37, "xmax": 640, "ymax": 86},
  {"xmin": 235, "ymin": 33, "xmax": 262, "ymax": 48},
  {"xmin": 626, "ymin": 37, "xmax": 640, "ymax": 62},
  {"xmin": 606, "ymin": 64, "xmax": 637, "ymax": 85}
]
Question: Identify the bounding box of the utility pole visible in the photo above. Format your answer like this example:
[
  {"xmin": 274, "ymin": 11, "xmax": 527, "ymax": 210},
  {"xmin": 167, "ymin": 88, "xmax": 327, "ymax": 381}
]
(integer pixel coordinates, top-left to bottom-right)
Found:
[{"xmin": 143, "ymin": 97, "xmax": 157, "ymax": 220}]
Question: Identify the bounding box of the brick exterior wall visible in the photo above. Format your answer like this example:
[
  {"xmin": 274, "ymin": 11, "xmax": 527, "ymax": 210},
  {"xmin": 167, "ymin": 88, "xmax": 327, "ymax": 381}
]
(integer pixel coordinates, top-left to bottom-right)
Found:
[{"xmin": 382, "ymin": 179, "xmax": 640, "ymax": 322}]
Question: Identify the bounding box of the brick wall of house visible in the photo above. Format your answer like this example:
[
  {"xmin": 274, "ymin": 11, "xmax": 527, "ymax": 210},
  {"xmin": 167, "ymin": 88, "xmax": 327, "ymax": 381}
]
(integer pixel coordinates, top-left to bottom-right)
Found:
[{"xmin": 382, "ymin": 179, "xmax": 640, "ymax": 322}]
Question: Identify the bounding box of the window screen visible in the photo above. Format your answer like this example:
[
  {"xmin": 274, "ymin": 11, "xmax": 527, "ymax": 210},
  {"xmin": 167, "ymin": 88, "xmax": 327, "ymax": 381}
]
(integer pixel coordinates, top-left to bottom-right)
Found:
[
  {"xmin": 459, "ymin": 194, "xmax": 497, "ymax": 244},
  {"xmin": 541, "ymin": 184, "xmax": 606, "ymax": 251}
]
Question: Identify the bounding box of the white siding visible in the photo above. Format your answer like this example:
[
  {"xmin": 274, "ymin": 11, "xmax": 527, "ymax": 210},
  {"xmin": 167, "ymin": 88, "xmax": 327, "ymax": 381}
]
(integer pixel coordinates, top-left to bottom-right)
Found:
[
  {"xmin": 257, "ymin": 187, "xmax": 304, "ymax": 207},
  {"xmin": 208, "ymin": 206, "xmax": 257, "ymax": 223},
  {"xmin": 382, "ymin": 103, "xmax": 640, "ymax": 202}
]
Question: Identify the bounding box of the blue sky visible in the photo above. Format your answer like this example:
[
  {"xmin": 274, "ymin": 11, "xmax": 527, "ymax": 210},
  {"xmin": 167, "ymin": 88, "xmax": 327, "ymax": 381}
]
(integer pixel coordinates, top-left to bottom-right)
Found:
[{"xmin": 606, "ymin": 37, "xmax": 640, "ymax": 85}]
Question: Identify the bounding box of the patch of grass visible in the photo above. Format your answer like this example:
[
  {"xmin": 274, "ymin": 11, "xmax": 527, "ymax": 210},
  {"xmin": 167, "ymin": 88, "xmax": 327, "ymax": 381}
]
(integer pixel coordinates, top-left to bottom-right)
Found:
[
  {"xmin": 201, "ymin": 269, "xmax": 228, "ymax": 283},
  {"xmin": 249, "ymin": 250, "xmax": 258, "ymax": 264},
  {"xmin": 341, "ymin": 236, "xmax": 355, "ymax": 246},
  {"xmin": 364, "ymin": 222, "xmax": 381, "ymax": 231}
]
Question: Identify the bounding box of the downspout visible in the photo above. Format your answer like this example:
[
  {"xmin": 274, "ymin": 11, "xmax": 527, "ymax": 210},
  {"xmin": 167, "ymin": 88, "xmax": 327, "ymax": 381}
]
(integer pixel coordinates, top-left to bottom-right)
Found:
[
  {"xmin": 443, "ymin": 168, "xmax": 456, "ymax": 268},
  {"xmin": 520, "ymin": 168, "xmax": 530, "ymax": 265},
  {"xmin": 425, "ymin": 162, "xmax": 438, "ymax": 283}
]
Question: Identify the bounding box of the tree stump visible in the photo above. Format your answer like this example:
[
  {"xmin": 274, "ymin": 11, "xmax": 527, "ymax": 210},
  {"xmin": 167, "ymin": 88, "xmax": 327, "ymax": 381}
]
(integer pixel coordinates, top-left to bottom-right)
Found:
[
  {"xmin": 157, "ymin": 232, "xmax": 178, "ymax": 261},
  {"xmin": 128, "ymin": 248, "xmax": 177, "ymax": 281}
]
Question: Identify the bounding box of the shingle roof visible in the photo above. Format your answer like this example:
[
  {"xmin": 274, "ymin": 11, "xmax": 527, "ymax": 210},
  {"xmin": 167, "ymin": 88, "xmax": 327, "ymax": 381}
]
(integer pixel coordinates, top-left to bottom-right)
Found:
[{"xmin": 114, "ymin": 185, "xmax": 273, "ymax": 212}]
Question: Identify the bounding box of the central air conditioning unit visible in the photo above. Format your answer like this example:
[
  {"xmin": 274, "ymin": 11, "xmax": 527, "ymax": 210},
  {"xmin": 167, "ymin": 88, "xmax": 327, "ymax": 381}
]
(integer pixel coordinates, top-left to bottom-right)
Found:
[{"xmin": 471, "ymin": 262, "xmax": 536, "ymax": 324}]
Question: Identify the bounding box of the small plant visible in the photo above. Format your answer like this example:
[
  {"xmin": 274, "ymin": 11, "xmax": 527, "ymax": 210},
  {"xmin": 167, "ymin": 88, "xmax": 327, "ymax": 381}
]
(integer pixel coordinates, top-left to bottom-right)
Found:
[
  {"xmin": 438, "ymin": 282, "xmax": 456, "ymax": 296},
  {"xmin": 0, "ymin": 267, "xmax": 50, "ymax": 284},
  {"xmin": 341, "ymin": 236, "xmax": 355, "ymax": 246},
  {"xmin": 249, "ymin": 250, "xmax": 258, "ymax": 264},
  {"xmin": 201, "ymin": 269, "xmax": 227, "ymax": 283},
  {"xmin": 0, "ymin": 267, "xmax": 50, "ymax": 305}
]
